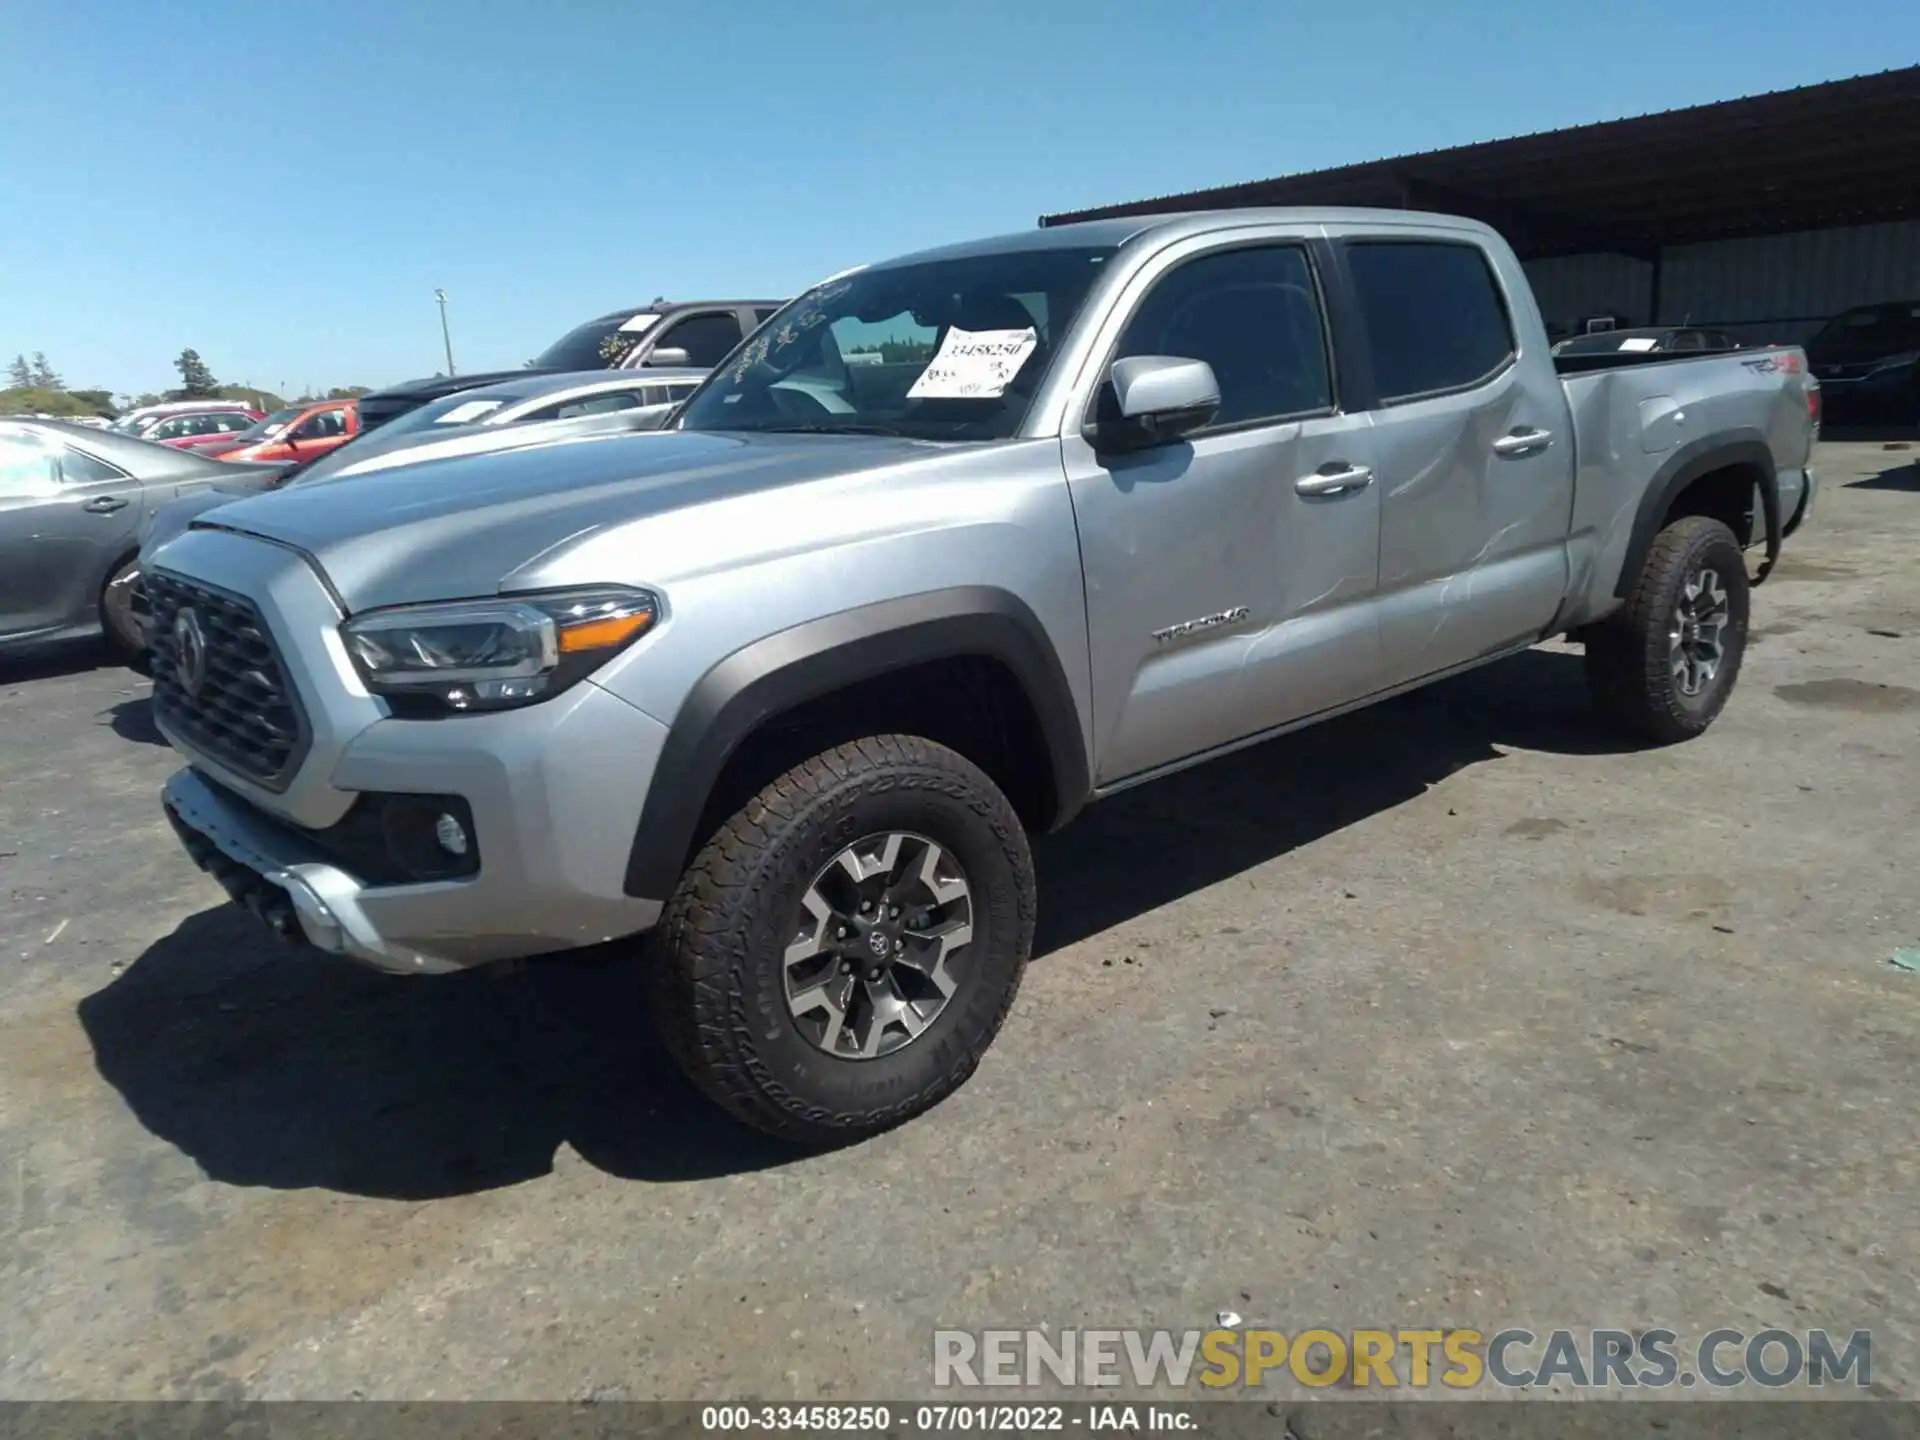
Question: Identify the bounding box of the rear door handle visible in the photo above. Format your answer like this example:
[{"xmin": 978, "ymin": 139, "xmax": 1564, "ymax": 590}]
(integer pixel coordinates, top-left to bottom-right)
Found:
[
  {"xmin": 82, "ymin": 495, "xmax": 130, "ymax": 514},
  {"xmin": 1294, "ymin": 464, "xmax": 1374, "ymax": 497},
  {"xmin": 1492, "ymin": 428, "xmax": 1553, "ymax": 457}
]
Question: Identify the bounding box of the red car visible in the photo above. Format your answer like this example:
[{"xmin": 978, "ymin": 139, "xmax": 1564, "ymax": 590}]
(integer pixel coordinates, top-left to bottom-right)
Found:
[
  {"xmin": 209, "ymin": 398, "xmax": 361, "ymax": 464},
  {"xmin": 145, "ymin": 407, "xmax": 264, "ymax": 451}
]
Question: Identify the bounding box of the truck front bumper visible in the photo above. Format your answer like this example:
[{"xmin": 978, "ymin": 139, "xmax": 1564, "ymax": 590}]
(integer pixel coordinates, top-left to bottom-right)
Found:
[{"xmin": 161, "ymin": 678, "xmax": 670, "ymax": 975}]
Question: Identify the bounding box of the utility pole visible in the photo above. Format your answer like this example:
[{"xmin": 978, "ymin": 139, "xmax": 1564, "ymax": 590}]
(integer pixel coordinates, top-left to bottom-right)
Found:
[{"xmin": 435, "ymin": 288, "xmax": 456, "ymax": 376}]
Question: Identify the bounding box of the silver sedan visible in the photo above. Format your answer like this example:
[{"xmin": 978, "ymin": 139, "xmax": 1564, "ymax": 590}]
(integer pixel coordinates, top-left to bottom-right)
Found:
[{"xmin": 0, "ymin": 419, "xmax": 287, "ymax": 661}]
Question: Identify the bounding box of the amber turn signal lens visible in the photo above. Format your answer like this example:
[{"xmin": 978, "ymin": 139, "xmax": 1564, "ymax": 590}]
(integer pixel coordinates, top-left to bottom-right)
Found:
[{"xmin": 557, "ymin": 611, "xmax": 655, "ymax": 653}]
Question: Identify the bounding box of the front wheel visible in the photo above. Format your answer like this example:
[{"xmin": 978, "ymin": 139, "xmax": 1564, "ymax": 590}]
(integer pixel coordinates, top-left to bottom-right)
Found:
[
  {"xmin": 645, "ymin": 734, "xmax": 1036, "ymax": 1145},
  {"xmin": 100, "ymin": 558, "xmax": 149, "ymax": 668},
  {"xmin": 1584, "ymin": 514, "xmax": 1750, "ymax": 743}
]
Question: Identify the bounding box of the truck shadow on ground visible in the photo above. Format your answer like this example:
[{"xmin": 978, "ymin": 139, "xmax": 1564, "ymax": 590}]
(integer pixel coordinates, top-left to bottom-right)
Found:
[
  {"xmin": 106, "ymin": 695, "xmax": 167, "ymax": 746},
  {"xmin": 80, "ymin": 646, "xmax": 1622, "ymax": 1199},
  {"xmin": 0, "ymin": 639, "xmax": 117, "ymax": 685},
  {"xmin": 1033, "ymin": 645, "xmax": 1621, "ymax": 955},
  {"xmin": 1846, "ymin": 458, "xmax": 1919, "ymax": 492}
]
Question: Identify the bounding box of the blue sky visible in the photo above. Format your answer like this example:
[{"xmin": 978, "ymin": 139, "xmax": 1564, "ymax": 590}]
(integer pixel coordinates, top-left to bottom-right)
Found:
[{"xmin": 2, "ymin": 0, "xmax": 1913, "ymax": 398}]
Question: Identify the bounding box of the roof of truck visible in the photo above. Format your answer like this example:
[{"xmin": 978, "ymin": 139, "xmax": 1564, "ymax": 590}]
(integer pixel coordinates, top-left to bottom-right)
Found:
[{"xmin": 873, "ymin": 207, "xmax": 1498, "ymax": 270}]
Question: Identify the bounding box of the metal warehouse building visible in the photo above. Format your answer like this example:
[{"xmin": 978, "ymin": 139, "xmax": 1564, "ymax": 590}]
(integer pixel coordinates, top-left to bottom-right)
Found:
[{"xmin": 1041, "ymin": 66, "xmax": 1920, "ymax": 348}]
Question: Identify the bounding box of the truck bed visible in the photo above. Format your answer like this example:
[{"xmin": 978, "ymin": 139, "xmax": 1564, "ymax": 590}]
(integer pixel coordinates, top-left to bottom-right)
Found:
[
  {"xmin": 1553, "ymin": 345, "xmax": 1815, "ymax": 629},
  {"xmin": 1553, "ymin": 346, "xmax": 1745, "ymax": 376}
]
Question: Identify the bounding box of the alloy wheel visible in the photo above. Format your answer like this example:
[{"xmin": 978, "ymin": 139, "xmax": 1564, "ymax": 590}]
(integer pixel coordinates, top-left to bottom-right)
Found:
[
  {"xmin": 782, "ymin": 831, "xmax": 974, "ymax": 1060},
  {"xmin": 1670, "ymin": 565, "xmax": 1731, "ymax": 698}
]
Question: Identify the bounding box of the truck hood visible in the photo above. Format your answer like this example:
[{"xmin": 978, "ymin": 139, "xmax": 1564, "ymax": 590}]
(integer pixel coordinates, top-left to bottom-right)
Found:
[{"xmin": 184, "ymin": 428, "xmax": 953, "ymax": 611}]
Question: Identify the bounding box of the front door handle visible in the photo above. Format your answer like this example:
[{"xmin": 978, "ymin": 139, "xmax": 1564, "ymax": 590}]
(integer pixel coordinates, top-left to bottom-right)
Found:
[
  {"xmin": 1492, "ymin": 427, "xmax": 1553, "ymax": 457},
  {"xmin": 82, "ymin": 495, "xmax": 130, "ymax": 514},
  {"xmin": 1294, "ymin": 464, "xmax": 1374, "ymax": 497}
]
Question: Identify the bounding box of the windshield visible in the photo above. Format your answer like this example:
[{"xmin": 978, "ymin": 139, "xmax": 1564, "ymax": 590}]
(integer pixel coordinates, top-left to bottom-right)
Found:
[
  {"xmin": 236, "ymin": 406, "xmax": 303, "ymax": 442},
  {"xmin": 1807, "ymin": 303, "xmax": 1920, "ymax": 352},
  {"xmin": 371, "ymin": 392, "xmax": 514, "ymax": 441},
  {"xmin": 675, "ymin": 246, "xmax": 1117, "ymax": 442},
  {"xmin": 532, "ymin": 312, "xmax": 657, "ymax": 370}
]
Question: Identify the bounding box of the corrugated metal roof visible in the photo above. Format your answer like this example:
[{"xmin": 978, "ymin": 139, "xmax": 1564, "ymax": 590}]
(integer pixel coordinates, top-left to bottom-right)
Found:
[{"xmin": 1040, "ymin": 67, "xmax": 1920, "ymax": 259}]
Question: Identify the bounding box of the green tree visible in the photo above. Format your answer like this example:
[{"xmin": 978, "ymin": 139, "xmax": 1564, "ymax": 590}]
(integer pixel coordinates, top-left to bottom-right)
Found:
[
  {"xmin": 68, "ymin": 389, "xmax": 116, "ymax": 415},
  {"xmin": 326, "ymin": 385, "xmax": 371, "ymax": 399},
  {"xmin": 215, "ymin": 384, "xmax": 286, "ymax": 411},
  {"xmin": 6, "ymin": 355, "xmax": 30, "ymax": 387},
  {"xmin": 28, "ymin": 352, "xmax": 61, "ymax": 389},
  {"xmin": 0, "ymin": 386, "xmax": 97, "ymax": 418},
  {"xmin": 172, "ymin": 348, "xmax": 219, "ymax": 398}
]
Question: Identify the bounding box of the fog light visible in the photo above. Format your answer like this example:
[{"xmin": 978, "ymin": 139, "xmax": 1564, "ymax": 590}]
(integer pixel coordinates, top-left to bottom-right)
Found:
[{"xmin": 434, "ymin": 812, "xmax": 470, "ymax": 857}]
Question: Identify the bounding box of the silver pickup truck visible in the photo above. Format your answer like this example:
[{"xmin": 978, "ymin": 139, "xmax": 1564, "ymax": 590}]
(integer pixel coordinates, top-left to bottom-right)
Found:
[{"xmin": 148, "ymin": 209, "xmax": 1818, "ymax": 1143}]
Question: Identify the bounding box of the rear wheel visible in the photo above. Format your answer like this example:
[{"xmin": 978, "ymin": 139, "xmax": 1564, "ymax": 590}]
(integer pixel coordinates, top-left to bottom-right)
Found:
[
  {"xmin": 645, "ymin": 734, "xmax": 1035, "ymax": 1146},
  {"xmin": 1585, "ymin": 515, "xmax": 1750, "ymax": 743},
  {"xmin": 99, "ymin": 559, "xmax": 148, "ymax": 667}
]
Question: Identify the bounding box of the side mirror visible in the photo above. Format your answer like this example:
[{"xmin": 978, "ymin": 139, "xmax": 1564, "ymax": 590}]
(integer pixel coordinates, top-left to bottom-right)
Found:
[
  {"xmin": 1084, "ymin": 355, "xmax": 1220, "ymax": 453},
  {"xmin": 645, "ymin": 347, "xmax": 692, "ymax": 368}
]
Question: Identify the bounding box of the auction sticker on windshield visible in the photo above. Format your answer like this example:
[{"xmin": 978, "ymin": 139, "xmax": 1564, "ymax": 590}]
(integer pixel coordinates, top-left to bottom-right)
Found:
[{"xmin": 907, "ymin": 326, "xmax": 1038, "ymax": 400}]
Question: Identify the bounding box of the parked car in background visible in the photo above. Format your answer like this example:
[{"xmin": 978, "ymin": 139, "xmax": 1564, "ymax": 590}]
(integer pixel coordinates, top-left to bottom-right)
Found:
[
  {"xmin": 530, "ymin": 298, "xmax": 785, "ymax": 373},
  {"xmin": 147, "ymin": 407, "xmax": 263, "ymax": 450},
  {"xmin": 0, "ymin": 419, "xmax": 287, "ymax": 659},
  {"xmin": 1552, "ymin": 326, "xmax": 1741, "ymax": 359},
  {"xmin": 132, "ymin": 370, "xmax": 709, "ymax": 585},
  {"xmin": 147, "ymin": 209, "xmax": 1817, "ymax": 1143},
  {"xmin": 1805, "ymin": 300, "xmax": 1920, "ymax": 422},
  {"xmin": 109, "ymin": 400, "xmax": 262, "ymax": 439},
  {"xmin": 210, "ymin": 398, "xmax": 360, "ymax": 464},
  {"xmin": 293, "ymin": 368, "xmax": 707, "ymax": 483},
  {"xmin": 352, "ymin": 300, "xmax": 782, "ymax": 435}
]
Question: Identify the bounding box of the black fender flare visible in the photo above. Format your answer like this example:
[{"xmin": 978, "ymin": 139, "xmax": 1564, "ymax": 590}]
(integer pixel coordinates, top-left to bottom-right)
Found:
[
  {"xmin": 1615, "ymin": 430, "xmax": 1781, "ymax": 600},
  {"xmin": 622, "ymin": 587, "xmax": 1091, "ymax": 899}
]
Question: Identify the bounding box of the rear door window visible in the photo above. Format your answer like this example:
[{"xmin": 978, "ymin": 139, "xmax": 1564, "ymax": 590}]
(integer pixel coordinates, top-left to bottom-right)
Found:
[
  {"xmin": 1344, "ymin": 241, "xmax": 1516, "ymax": 403},
  {"xmin": 524, "ymin": 392, "xmax": 643, "ymax": 421},
  {"xmin": 60, "ymin": 446, "xmax": 128, "ymax": 483},
  {"xmin": 0, "ymin": 433, "xmax": 59, "ymax": 495},
  {"xmin": 293, "ymin": 407, "xmax": 349, "ymax": 439}
]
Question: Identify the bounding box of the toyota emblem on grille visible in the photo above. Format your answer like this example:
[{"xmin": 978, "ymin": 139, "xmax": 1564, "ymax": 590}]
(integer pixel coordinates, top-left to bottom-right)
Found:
[{"xmin": 172, "ymin": 607, "xmax": 209, "ymax": 698}]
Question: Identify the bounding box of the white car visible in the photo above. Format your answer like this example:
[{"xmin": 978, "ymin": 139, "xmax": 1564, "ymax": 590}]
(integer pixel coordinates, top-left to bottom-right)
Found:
[
  {"xmin": 131, "ymin": 368, "xmax": 711, "ymax": 628},
  {"xmin": 291, "ymin": 368, "xmax": 708, "ymax": 484}
]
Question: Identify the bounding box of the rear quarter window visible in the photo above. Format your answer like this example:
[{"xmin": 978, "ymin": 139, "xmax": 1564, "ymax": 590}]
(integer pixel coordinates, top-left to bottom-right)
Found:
[{"xmin": 1345, "ymin": 240, "xmax": 1517, "ymax": 403}]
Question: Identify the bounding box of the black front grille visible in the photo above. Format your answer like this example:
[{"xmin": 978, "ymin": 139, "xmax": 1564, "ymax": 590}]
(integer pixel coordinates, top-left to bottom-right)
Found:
[{"xmin": 146, "ymin": 570, "xmax": 309, "ymax": 790}]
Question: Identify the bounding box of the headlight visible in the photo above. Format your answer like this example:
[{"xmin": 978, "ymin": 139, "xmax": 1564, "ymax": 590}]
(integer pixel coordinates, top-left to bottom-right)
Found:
[{"xmin": 341, "ymin": 587, "xmax": 659, "ymax": 713}]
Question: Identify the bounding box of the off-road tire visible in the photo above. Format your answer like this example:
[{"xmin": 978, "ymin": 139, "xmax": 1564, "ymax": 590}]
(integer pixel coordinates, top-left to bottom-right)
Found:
[
  {"xmin": 1584, "ymin": 515, "xmax": 1750, "ymax": 743},
  {"xmin": 645, "ymin": 734, "xmax": 1036, "ymax": 1146}
]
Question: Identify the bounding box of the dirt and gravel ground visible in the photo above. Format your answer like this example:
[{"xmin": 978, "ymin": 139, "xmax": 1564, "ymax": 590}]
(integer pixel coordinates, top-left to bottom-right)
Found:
[{"xmin": 1, "ymin": 439, "xmax": 1916, "ymax": 1402}]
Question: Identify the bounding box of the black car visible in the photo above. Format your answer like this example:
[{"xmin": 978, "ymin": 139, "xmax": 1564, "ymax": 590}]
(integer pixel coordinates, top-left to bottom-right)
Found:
[
  {"xmin": 354, "ymin": 298, "xmax": 784, "ymax": 433},
  {"xmin": 1804, "ymin": 301, "xmax": 1920, "ymax": 423}
]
